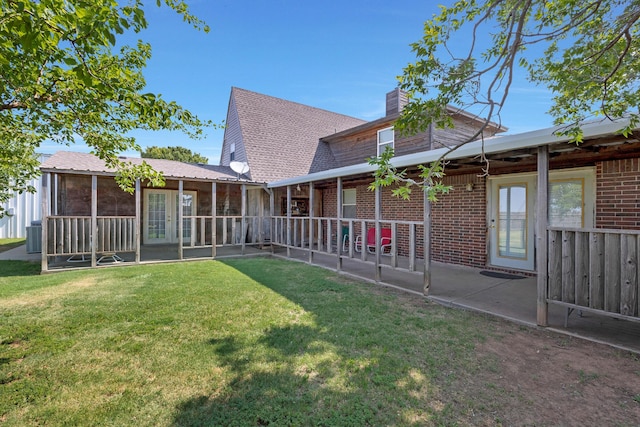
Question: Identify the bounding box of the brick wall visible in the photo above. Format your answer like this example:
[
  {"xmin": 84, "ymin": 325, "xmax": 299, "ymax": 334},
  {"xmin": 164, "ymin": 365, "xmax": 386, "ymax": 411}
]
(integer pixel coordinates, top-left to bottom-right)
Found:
[
  {"xmin": 430, "ymin": 174, "xmax": 487, "ymax": 268},
  {"xmin": 319, "ymin": 173, "xmax": 488, "ymax": 268},
  {"xmin": 596, "ymin": 158, "xmax": 640, "ymax": 229}
]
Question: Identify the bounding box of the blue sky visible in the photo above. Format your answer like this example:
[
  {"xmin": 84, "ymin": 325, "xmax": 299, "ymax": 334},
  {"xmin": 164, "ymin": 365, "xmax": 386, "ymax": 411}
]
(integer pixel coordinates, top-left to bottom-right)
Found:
[{"xmin": 40, "ymin": 1, "xmax": 555, "ymax": 163}]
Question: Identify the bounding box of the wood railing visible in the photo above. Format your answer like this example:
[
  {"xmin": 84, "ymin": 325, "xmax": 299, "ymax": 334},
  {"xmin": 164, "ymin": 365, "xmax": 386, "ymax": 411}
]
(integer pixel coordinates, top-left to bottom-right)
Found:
[
  {"xmin": 182, "ymin": 215, "xmax": 270, "ymax": 247},
  {"xmin": 271, "ymin": 216, "xmax": 425, "ymax": 271},
  {"xmin": 46, "ymin": 216, "xmax": 136, "ymax": 256},
  {"xmin": 547, "ymin": 227, "xmax": 640, "ymax": 321}
]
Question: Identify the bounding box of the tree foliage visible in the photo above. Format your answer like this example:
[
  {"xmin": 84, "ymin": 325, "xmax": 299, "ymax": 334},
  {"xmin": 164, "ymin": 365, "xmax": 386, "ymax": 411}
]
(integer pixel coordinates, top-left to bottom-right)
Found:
[
  {"xmin": 141, "ymin": 145, "xmax": 208, "ymax": 163},
  {"xmin": 373, "ymin": 0, "xmax": 640, "ymax": 200},
  {"xmin": 0, "ymin": 0, "xmax": 213, "ymax": 216}
]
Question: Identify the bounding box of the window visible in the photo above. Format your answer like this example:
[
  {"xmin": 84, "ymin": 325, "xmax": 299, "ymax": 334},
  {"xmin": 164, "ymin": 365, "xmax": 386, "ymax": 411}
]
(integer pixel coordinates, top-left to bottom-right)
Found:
[
  {"xmin": 549, "ymin": 180, "xmax": 584, "ymax": 227},
  {"xmin": 377, "ymin": 127, "xmax": 394, "ymax": 156},
  {"xmin": 342, "ymin": 189, "xmax": 356, "ymax": 218},
  {"xmin": 230, "ymin": 142, "xmax": 235, "ymax": 162}
]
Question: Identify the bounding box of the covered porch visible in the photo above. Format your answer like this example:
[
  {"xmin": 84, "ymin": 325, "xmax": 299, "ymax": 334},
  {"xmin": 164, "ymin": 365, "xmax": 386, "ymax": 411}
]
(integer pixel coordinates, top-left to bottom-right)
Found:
[
  {"xmin": 268, "ymin": 119, "xmax": 640, "ymax": 338},
  {"xmin": 40, "ymin": 152, "xmax": 271, "ymax": 272}
]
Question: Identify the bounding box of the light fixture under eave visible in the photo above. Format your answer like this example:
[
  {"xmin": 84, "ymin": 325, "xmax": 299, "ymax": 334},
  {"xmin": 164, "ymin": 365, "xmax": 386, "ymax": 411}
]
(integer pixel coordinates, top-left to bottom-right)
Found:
[{"xmin": 296, "ymin": 184, "xmax": 301, "ymax": 192}]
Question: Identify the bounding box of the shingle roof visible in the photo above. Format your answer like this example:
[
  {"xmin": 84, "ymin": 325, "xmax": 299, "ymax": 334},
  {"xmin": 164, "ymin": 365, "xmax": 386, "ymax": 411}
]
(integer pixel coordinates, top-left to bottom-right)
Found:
[
  {"xmin": 231, "ymin": 87, "xmax": 366, "ymax": 182},
  {"xmin": 41, "ymin": 151, "xmax": 239, "ymax": 181}
]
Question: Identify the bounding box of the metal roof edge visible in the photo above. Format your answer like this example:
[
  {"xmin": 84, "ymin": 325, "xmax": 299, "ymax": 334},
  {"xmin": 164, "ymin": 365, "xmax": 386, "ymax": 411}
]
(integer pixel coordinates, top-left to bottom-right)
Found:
[{"xmin": 267, "ymin": 118, "xmax": 633, "ymax": 188}]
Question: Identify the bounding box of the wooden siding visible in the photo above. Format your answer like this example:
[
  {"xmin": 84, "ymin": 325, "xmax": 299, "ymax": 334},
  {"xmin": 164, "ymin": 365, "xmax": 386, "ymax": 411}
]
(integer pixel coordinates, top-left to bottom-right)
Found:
[
  {"xmin": 432, "ymin": 117, "xmax": 497, "ymax": 149},
  {"xmin": 386, "ymin": 89, "xmax": 408, "ymax": 116},
  {"xmin": 548, "ymin": 228, "xmax": 640, "ymax": 321},
  {"xmin": 326, "ymin": 116, "xmax": 502, "ymax": 169},
  {"xmin": 220, "ymin": 94, "xmax": 248, "ymax": 166}
]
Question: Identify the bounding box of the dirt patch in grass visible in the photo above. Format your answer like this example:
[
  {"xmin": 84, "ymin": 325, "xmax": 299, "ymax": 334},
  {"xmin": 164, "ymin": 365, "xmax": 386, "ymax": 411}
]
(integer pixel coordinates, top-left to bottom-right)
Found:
[
  {"xmin": 464, "ymin": 328, "xmax": 640, "ymax": 426},
  {"xmin": 366, "ymin": 284, "xmax": 640, "ymax": 426},
  {"xmin": 0, "ymin": 276, "xmax": 98, "ymax": 309}
]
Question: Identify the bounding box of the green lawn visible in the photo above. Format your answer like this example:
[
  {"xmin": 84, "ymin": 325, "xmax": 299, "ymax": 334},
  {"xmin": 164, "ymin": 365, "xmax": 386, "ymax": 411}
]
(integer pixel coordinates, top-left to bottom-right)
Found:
[
  {"xmin": 7, "ymin": 258, "xmax": 640, "ymax": 427},
  {"xmin": 0, "ymin": 238, "xmax": 26, "ymax": 253},
  {"xmin": 2, "ymin": 258, "xmax": 637, "ymax": 426}
]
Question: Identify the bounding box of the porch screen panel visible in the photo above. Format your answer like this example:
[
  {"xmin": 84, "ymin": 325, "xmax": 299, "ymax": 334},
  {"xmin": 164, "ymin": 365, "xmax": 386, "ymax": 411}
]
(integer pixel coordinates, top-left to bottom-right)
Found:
[
  {"xmin": 549, "ymin": 180, "xmax": 583, "ymax": 228},
  {"xmin": 148, "ymin": 193, "xmax": 166, "ymax": 239},
  {"xmin": 498, "ymin": 184, "xmax": 527, "ymax": 258},
  {"xmin": 177, "ymin": 193, "xmax": 194, "ymax": 240}
]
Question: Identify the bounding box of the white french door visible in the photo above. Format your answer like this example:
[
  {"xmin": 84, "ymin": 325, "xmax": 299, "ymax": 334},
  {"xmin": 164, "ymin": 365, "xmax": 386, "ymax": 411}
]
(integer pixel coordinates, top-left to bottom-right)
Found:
[
  {"xmin": 488, "ymin": 168, "xmax": 595, "ymax": 271},
  {"xmin": 489, "ymin": 175, "xmax": 536, "ymax": 271},
  {"xmin": 143, "ymin": 189, "xmax": 197, "ymax": 244}
]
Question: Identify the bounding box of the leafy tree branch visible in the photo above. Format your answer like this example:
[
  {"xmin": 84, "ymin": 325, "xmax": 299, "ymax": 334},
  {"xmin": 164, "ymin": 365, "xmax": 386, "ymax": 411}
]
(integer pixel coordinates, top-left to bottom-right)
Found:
[
  {"xmin": 0, "ymin": 0, "xmax": 215, "ymax": 215},
  {"xmin": 372, "ymin": 0, "xmax": 640, "ymax": 200}
]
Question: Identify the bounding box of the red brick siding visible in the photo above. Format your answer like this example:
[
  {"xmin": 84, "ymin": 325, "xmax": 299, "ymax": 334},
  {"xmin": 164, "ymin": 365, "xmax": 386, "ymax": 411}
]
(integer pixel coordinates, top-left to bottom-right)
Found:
[
  {"xmin": 596, "ymin": 158, "xmax": 640, "ymax": 229},
  {"xmin": 320, "ymin": 174, "xmax": 487, "ymax": 268},
  {"xmin": 431, "ymin": 175, "xmax": 487, "ymax": 268}
]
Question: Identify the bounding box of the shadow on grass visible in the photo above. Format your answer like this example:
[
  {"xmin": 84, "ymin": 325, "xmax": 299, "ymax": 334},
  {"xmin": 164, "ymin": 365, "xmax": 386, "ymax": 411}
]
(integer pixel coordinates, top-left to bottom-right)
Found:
[
  {"xmin": 171, "ymin": 258, "xmax": 483, "ymax": 426},
  {"xmin": 0, "ymin": 260, "xmax": 41, "ymax": 277}
]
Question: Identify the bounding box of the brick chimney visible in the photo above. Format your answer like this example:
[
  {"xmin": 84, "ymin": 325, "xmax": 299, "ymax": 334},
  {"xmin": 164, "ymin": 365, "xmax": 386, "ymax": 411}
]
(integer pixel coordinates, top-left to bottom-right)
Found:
[{"xmin": 385, "ymin": 87, "xmax": 408, "ymax": 116}]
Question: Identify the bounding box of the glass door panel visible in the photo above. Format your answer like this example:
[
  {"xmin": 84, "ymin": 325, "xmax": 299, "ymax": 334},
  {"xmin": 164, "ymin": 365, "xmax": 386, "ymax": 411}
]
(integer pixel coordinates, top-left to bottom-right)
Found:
[
  {"xmin": 148, "ymin": 193, "xmax": 166, "ymax": 239},
  {"xmin": 498, "ymin": 185, "xmax": 527, "ymax": 259},
  {"xmin": 144, "ymin": 190, "xmax": 197, "ymax": 245},
  {"xmin": 177, "ymin": 193, "xmax": 196, "ymax": 243}
]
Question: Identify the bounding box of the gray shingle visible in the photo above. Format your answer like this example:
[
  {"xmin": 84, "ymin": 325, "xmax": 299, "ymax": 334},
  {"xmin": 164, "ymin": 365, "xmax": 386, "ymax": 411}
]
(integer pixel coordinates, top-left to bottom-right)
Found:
[{"xmin": 230, "ymin": 88, "xmax": 366, "ymax": 182}]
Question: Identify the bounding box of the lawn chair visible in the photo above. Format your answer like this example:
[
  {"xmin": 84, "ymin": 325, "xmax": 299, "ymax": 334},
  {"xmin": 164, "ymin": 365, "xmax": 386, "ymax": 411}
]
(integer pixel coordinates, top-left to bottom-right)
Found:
[
  {"xmin": 354, "ymin": 227, "xmax": 392, "ymax": 255},
  {"xmin": 341, "ymin": 226, "xmax": 350, "ymax": 252}
]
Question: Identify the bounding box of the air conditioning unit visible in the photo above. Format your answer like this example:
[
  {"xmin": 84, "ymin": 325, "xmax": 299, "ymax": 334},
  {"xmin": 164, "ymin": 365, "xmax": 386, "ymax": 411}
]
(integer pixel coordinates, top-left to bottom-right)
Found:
[{"xmin": 26, "ymin": 225, "xmax": 42, "ymax": 253}]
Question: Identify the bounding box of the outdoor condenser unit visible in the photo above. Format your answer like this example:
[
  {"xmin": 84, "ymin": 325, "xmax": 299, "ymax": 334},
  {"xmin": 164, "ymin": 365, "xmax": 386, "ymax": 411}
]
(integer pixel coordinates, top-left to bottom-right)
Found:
[{"xmin": 26, "ymin": 220, "xmax": 42, "ymax": 253}]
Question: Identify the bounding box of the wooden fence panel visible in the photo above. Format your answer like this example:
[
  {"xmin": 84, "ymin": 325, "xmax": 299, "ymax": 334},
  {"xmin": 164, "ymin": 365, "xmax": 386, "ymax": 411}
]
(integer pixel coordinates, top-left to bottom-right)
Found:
[
  {"xmin": 589, "ymin": 232, "xmax": 605, "ymax": 310},
  {"xmin": 575, "ymin": 231, "xmax": 590, "ymax": 307},
  {"xmin": 548, "ymin": 229, "xmax": 562, "ymax": 301},
  {"xmin": 561, "ymin": 230, "xmax": 575, "ymax": 304},
  {"xmin": 604, "ymin": 233, "xmax": 621, "ymax": 314},
  {"xmin": 548, "ymin": 228, "xmax": 640, "ymax": 321},
  {"xmin": 621, "ymin": 234, "xmax": 638, "ymax": 317}
]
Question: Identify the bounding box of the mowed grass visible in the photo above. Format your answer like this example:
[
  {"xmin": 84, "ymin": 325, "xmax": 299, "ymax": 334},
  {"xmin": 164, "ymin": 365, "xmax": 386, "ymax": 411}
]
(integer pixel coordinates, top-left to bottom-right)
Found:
[
  {"xmin": 0, "ymin": 238, "xmax": 26, "ymax": 253},
  {"xmin": 1, "ymin": 258, "xmax": 496, "ymax": 426}
]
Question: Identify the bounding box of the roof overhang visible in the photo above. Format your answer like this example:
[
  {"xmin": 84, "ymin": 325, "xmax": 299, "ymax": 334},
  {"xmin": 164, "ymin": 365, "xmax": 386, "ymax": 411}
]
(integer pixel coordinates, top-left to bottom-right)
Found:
[{"xmin": 268, "ymin": 118, "xmax": 634, "ymax": 188}]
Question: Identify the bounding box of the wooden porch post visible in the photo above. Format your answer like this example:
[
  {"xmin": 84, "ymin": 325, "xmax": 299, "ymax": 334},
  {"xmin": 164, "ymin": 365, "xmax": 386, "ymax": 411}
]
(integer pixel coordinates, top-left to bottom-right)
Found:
[
  {"xmin": 337, "ymin": 177, "xmax": 343, "ymax": 271},
  {"xmin": 375, "ymin": 185, "xmax": 381, "ymax": 282},
  {"xmin": 536, "ymin": 146, "xmax": 549, "ymax": 326},
  {"xmin": 269, "ymin": 188, "xmax": 275, "ymax": 254},
  {"xmin": 286, "ymin": 185, "xmax": 291, "ymax": 257},
  {"xmin": 241, "ymin": 183, "xmax": 247, "ymax": 255},
  {"xmin": 52, "ymin": 173, "xmax": 58, "ymax": 215},
  {"xmin": 135, "ymin": 179, "xmax": 141, "ymax": 264},
  {"xmin": 212, "ymin": 182, "xmax": 217, "ymax": 258},
  {"xmin": 423, "ymin": 188, "xmax": 432, "ymax": 296},
  {"xmin": 178, "ymin": 180, "xmax": 184, "ymax": 260},
  {"xmin": 308, "ymin": 182, "xmax": 314, "ymax": 263},
  {"xmin": 258, "ymin": 186, "xmax": 264, "ymax": 246},
  {"xmin": 41, "ymin": 172, "xmax": 49, "ymax": 272},
  {"xmin": 91, "ymin": 175, "xmax": 97, "ymax": 268}
]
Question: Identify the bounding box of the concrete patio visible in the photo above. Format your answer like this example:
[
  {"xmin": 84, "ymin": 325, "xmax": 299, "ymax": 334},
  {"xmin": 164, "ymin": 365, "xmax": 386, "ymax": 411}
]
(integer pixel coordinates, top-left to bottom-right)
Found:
[{"xmin": 2, "ymin": 243, "xmax": 639, "ymax": 354}]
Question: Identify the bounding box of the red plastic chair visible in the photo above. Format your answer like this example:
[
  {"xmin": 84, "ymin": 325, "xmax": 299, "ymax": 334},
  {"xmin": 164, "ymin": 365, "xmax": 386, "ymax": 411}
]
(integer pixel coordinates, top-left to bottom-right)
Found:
[{"xmin": 355, "ymin": 228, "xmax": 392, "ymax": 255}]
